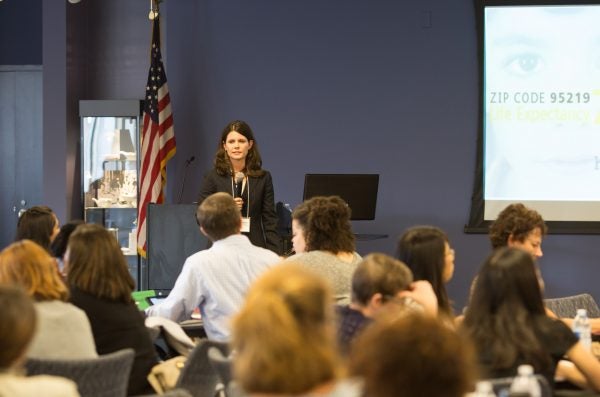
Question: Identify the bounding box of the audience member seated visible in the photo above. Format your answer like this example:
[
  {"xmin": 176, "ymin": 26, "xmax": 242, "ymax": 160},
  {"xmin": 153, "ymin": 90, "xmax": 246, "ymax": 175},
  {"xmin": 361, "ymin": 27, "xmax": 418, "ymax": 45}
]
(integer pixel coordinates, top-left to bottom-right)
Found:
[
  {"xmin": 232, "ymin": 263, "xmax": 362, "ymax": 397},
  {"xmin": 146, "ymin": 192, "xmax": 279, "ymax": 341},
  {"xmin": 65, "ymin": 224, "xmax": 158, "ymax": 396},
  {"xmin": 50, "ymin": 220, "xmax": 83, "ymax": 273},
  {"xmin": 336, "ymin": 253, "xmax": 438, "ymax": 355},
  {"xmin": 0, "ymin": 285, "xmax": 80, "ymax": 397},
  {"xmin": 285, "ymin": 196, "xmax": 362, "ymax": 304},
  {"xmin": 460, "ymin": 248, "xmax": 600, "ymax": 391},
  {"xmin": 0, "ymin": 240, "xmax": 96, "ymax": 359},
  {"xmin": 396, "ymin": 225, "xmax": 455, "ymax": 323},
  {"xmin": 489, "ymin": 202, "xmax": 600, "ymax": 333},
  {"xmin": 349, "ymin": 312, "xmax": 475, "ymax": 397},
  {"xmin": 489, "ymin": 203, "xmax": 547, "ymax": 258},
  {"xmin": 15, "ymin": 205, "xmax": 60, "ymax": 253}
]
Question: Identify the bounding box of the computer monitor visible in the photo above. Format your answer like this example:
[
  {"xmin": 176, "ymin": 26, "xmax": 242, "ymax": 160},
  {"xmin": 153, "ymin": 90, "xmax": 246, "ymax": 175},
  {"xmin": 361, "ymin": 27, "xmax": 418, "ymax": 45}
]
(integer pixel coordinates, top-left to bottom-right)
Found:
[{"xmin": 302, "ymin": 174, "xmax": 379, "ymax": 220}]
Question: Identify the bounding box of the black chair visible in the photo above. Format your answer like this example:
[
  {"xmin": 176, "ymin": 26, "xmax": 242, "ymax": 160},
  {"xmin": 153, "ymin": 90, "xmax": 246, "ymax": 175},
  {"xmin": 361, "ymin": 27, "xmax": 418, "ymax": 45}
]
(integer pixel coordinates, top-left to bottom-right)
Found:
[
  {"xmin": 207, "ymin": 347, "xmax": 232, "ymax": 385},
  {"xmin": 207, "ymin": 347, "xmax": 245, "ymax": 397},
  {"xmin": 544, "ymin": 293, "xmax": 600, "ymax": 318},
  {"xmin": 25, "ymin": 348, "xmax": 135, "ymax": 397},
  {"xmin": 175, "ymin": 339, "xmax": 230, "ymax": 397},
  {"xmin": 276, "ymin": 201, "xmax": 292, "ymax": 255}
]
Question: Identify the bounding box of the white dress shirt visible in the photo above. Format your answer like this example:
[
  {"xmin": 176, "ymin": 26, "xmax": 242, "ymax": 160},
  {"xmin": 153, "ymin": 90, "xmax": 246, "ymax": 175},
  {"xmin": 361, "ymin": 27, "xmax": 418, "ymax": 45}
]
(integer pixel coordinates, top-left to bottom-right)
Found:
[{"xmin": 146, "ymin": 234, "xmax": 280, "ymax": 341}]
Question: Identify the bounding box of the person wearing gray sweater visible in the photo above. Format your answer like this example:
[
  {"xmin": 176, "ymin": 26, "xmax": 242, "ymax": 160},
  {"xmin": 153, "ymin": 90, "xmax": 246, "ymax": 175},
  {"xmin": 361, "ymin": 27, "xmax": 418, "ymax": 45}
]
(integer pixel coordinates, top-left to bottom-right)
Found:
[{"xmin": 285, "ymin": 196, "xmax": 361, "ymax": 304}]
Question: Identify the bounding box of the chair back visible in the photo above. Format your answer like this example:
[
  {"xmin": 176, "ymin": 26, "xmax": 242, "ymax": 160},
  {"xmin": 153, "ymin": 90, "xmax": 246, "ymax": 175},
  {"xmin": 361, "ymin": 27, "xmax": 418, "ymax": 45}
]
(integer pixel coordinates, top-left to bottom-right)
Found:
[
  {"xmin": 207, "ymin": 347, "xmax": 232, "ymax": 386},
  {"xmin": 25, "ymin": 348, "xmax": 135, "ymax": 397},
  {"xmin": 176, "ymin": 339, "xmax": 230, "ymax": 397},
  {"xmin": 544, "ymin": 293, "xmax": 600, "ymax": 318},
  {"xmin": 207, "ymin": 347, "xmax": 245, "ymax": 397}
]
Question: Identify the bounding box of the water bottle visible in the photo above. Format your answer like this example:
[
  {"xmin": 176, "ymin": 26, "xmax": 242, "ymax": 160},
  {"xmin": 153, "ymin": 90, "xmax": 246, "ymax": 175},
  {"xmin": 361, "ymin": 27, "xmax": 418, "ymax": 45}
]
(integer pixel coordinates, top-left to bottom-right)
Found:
[
  {"xmin": 472, "ymin": 380, "xmax": 496, "ymax": 397},
  {"xmin": 509, "ymin": 364, "xmax": 541, "ymax": 397},
  {"xmin": 572, "ymin": 308, "xmax": 592, "ymax": 351}
]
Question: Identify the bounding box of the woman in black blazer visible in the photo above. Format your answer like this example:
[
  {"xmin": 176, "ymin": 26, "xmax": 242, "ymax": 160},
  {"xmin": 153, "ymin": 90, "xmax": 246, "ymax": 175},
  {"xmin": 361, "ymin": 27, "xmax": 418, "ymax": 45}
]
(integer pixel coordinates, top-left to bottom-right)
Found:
[
  {"xmin": 66, "ymin": 224, "xmax": 158, "ymax": 396},
  {"xmin": 198, "ymin": 120, "xmax": 280, "ymax": 254}
]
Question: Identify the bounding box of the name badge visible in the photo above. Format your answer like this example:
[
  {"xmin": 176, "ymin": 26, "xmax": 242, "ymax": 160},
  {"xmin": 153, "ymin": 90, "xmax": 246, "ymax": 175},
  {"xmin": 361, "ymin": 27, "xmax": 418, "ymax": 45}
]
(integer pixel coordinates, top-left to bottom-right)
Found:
[{"xmin": 241, "ymin": 217, "xmax": 251, "ymax": 233}]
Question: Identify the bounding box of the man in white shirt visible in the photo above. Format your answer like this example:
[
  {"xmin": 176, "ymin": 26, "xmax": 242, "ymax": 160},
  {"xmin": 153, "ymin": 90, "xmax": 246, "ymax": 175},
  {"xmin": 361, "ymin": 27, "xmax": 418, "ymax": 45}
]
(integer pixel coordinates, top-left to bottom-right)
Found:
[{"xmin": 146, "ymin": 192, "xmax": 280, "ymax": 341}]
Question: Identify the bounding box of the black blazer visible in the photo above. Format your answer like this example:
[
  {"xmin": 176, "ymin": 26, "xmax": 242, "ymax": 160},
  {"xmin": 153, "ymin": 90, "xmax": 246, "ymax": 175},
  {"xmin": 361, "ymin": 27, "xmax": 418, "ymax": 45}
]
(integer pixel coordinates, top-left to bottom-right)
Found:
[
  {"xmin": 198, "ymin": 169, "xmax": 281, "ymax": 254},
  {"xmin": 69, "ymin": 288, "xmax": 158, "ymax": 396}
]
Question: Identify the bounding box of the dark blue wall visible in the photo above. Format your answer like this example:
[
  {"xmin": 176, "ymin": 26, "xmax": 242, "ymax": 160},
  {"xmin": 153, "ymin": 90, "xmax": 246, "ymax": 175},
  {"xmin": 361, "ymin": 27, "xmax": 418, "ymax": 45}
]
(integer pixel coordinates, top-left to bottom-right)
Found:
[
  {"xmin": 163, "ymin": 0, "xmax": 600, "ymax": 308},
  {"xmin": 3, "ymin": 0, "xmax": 600, "ymax": 309},
  {"xmin": 0, "ymin": 0, "xmax": 42, "ymax": 65},
  {"xmin": 164, "ymin": 0, "xmax": 487, "ymax": 308}
]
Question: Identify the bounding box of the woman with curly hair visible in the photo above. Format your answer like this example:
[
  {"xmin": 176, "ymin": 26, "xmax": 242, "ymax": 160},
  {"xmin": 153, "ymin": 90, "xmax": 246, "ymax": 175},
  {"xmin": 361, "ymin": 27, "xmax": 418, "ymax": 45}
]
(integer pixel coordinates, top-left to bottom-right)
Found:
[
  {"xmin": 286, "ymin": 195, "xmax": 361, "ymax": 304},
  {"xmin": 489, "ymin": 203, "xmax": 547, "ymax": 259},
  {"xmin": 197, "ymin": 120, "xmax": 280, "ymax": 254}
]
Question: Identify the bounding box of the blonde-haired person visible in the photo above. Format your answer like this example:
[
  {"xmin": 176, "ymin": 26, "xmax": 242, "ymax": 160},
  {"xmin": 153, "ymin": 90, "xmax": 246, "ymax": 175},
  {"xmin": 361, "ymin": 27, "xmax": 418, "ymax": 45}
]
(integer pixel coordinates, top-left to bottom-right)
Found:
[
  {"xmin": 0, "ymin": 285, "xmax": 80, "ymax": 397},
  {"xmin": 0, "ymin": 240, "xmax": 96, "ymax": 359},
  {"xmin": 66, "ymin": 224, "xmax": 157, "ymax": 396},
  {"xmin": 232, "ymin": 263, "xmax": 361, "ymax": 397}
]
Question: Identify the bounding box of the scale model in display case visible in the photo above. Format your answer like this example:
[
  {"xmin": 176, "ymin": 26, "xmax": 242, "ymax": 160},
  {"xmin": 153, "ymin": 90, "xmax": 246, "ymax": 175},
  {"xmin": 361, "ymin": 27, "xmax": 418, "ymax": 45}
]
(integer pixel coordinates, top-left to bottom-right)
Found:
[{"xmin": 79, "ymin": 100, "xmax": 142, "ymax": 283}]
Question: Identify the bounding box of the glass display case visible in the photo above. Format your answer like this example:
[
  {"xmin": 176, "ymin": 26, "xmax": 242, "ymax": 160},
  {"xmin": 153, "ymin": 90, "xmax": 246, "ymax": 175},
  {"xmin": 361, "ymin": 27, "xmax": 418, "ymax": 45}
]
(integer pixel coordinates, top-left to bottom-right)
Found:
[{"xmin": 79, "ymin": 100, "xmax": 142, "ymax": 284}]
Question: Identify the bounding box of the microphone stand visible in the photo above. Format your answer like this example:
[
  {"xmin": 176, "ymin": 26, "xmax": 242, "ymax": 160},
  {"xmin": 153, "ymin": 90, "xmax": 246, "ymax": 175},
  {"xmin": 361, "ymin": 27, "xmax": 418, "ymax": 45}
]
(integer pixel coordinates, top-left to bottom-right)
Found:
[{"xmin": 178, "ymin": 156, "xmax": 195, "ymax": 204}]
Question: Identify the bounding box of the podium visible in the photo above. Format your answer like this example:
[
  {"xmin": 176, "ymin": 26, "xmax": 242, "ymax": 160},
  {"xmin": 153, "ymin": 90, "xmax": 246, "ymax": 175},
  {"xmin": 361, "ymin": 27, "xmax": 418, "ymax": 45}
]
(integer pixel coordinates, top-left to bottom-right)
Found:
[{"xmin": 144, "ymin": 204, "xmax": 208, "ymax": 292}]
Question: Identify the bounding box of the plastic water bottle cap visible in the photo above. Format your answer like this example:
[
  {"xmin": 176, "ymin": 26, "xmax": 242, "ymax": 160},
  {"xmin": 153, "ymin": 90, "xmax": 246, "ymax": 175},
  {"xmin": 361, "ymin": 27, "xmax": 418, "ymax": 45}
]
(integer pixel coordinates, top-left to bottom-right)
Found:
[
  {"xmin": 577, "ymin": 308, "xmax": 587, "ymax": 317},
  {"xmin": 517, "ymin": 364, "xmax": 534, "ymax": 375}
]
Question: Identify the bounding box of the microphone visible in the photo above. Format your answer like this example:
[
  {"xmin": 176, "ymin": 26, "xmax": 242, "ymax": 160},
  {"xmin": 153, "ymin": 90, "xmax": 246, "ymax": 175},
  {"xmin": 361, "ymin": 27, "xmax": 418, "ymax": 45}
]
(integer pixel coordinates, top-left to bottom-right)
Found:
[
  {"xmin": 234, "ymin": 172, "xmax": 244, "ymax": 198},
  {"xmin": 177, "ymin": 156, "xmax": 196, "ymax": 204}
]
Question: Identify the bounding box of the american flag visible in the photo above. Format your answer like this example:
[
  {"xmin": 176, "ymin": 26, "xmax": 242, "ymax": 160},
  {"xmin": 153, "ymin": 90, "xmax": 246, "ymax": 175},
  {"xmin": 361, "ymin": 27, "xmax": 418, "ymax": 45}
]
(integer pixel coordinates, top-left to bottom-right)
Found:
[{"xmin": 137, "ymin": 16, "xmax": 176, "ymax": 257}]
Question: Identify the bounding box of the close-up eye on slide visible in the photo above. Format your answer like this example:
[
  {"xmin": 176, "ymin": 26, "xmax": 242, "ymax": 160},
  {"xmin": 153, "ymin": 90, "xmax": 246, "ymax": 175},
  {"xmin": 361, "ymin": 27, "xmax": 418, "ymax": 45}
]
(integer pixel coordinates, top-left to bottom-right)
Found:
[{"xmin": 504, "ymin": 52, "xmax": 544, "ymax": 77}]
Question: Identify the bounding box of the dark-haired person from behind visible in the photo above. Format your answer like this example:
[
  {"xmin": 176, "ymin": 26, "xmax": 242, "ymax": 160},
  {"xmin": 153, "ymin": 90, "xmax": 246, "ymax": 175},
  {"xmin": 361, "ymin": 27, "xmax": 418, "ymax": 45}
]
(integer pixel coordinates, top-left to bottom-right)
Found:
[
  {"xmin": 396, "ymin": 225, "xmax": 455, "ymax": 324},
  {"xmin": 65, "ymin": 224, "xmax": 157, "ymax": 396},
  {"xmin": 286, "ymin": 195, "xmax": 362, "ymax": 304},
  {"xmin": 461, "ymin": 248, "xmax": 600, "ymax": 391},
  {"xmin": 197, "ymin": 120, "xmax": 280, "ymax": 254},
  {"xmin": 350, "ymin": 312, "xmax": 476, "ymax": 397},
  {"xmin": 0, "ymin": 285, "xmax": 80, "ymax": 397},
  {"xmin": 15, "ymin": 205, "xmax": 60, "ymax": 252},
  {"xmin": 50, "ymin": 220, "xmax": 84, "ymax": 273}
]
